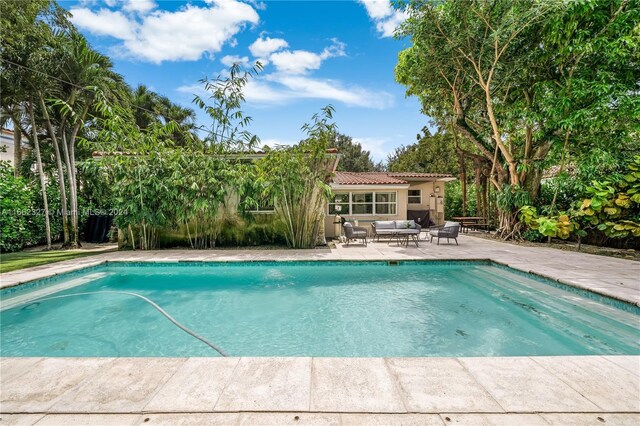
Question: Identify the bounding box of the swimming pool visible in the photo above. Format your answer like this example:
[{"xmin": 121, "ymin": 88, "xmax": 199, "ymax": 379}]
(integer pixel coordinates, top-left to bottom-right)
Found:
[{"xmin": 1, "ymin": 261, "xmax": 638, "ymax": 357}]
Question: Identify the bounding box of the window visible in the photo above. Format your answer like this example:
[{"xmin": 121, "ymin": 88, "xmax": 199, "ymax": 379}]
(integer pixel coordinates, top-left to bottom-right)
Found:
[
  {"xmin": 408, "ymin": 189, "xmax": 421, "ymax": 204},
  {"xmin": 328, "ymin": 191, "xmax": 397, "ymax": 215},
  {"xmin": 375, "ymin": 192, "xmax": 397, "ymax": 215},
  {"xmin": 351, "ymin": 193, "xmax": 373, "ymax": 214},
  {"xmin": 329, "ymin": 193, "xmax": 349, "ymax": 215}
]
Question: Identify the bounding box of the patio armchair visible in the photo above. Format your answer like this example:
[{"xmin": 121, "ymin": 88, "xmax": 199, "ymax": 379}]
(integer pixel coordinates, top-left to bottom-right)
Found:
[
  {"xmin": 343, "ymin": 222, "xmax": 368, "ymax": 246},
  {"xmin": 429, "ymin": 221, "xmax": 461, "ymax": 245}
]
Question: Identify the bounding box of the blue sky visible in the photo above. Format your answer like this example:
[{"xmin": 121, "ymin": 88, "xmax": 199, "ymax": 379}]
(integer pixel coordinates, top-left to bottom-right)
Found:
[{"xmin": 63, "ymin": 0, "xmax": 427, "ymax": 161}]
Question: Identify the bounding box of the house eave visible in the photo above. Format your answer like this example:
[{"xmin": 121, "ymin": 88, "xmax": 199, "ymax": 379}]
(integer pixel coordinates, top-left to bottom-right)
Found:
[{"xmin": 330, "ymin": 184, "xmax": 411, "ymax": 190}]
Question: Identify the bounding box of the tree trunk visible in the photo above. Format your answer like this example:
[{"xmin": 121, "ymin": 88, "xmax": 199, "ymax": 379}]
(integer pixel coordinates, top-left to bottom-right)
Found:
[
  {"xmin": 61, "ymin": 128, "xmax": 79, "ymax": 248},
  {"xmin": 458, "ymin": 153, "xmax": 467, "ymax": 216},
  {"xmin": 40, "ymin": 95, "xmax": 70, "ymax": 246},
  {"xmin": 68, "ymin": 137, "xmax": 80, "ymax": 246},
  {"xmin": 66, "ymin": 101, "xmax": 91, "ymax": 248},
  {"xmin": 12, "ymin": 117, "xmax": 22, "ymax": 177},
  {"xmin": 29, "ymin": 102, "xmax": 52, "ymax": 250}
]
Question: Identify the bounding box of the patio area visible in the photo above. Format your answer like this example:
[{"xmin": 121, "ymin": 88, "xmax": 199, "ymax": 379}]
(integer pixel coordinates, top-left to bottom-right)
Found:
[{"xmin": 1, "ymin": 235, "xmax": 639, "ymax": 425}]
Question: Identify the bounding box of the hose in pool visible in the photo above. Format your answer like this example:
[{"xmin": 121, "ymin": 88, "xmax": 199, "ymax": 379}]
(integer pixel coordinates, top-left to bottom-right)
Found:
[{"xmin": 27, "ymin": 291, "xmax": 228, "ymax": 357}]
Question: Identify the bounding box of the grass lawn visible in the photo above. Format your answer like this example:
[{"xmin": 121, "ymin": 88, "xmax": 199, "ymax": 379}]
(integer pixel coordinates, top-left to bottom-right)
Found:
[{"xmin": 0, "ymin": 250, "xmax": 112, "ymax": 273}]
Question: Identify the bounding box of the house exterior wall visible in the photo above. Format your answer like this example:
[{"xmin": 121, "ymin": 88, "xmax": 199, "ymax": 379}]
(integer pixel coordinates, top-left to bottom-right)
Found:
[
  {"xmin": 324, "ymin": 180, "xmax": 448, "ymax": 239},
  {"xmin": 0, "ymin": 136, "xmax": 15, "ymax": 164},
  {"xmin": 406, "ymin": 181, "xmax": 446, "ymax": 226},
  {"xmin": 0, "ymin": 130, "xmax": 29, "ymax": 166},
  {"xmin": 324, "ymin": 187, "xmax": 407, "ymax": 238}
]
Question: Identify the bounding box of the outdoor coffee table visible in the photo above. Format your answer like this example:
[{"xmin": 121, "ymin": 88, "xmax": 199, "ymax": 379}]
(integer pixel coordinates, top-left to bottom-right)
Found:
[{"xmin": 388, "ymin": 229, "xmax": 420, "ymax": 248}]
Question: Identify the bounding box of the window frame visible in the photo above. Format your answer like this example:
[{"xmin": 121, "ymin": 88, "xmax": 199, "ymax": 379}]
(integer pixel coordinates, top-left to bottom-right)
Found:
[
  {"xmin": 408, "ymin": 189, "xmax": 422, "ymax": 205},
  {"xmin": 328, "ymin": 191, "xmax": 397, "ymax": 216}
]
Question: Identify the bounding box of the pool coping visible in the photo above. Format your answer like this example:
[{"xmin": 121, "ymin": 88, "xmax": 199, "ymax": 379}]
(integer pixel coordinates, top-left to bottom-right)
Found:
[{"xmin": 1, "ymin": 356, "xmax": 639, "ymax": 421}]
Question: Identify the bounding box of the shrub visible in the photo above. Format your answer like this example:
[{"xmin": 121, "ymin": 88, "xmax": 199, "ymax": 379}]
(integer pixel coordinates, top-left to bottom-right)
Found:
[{"xmin": 0, "ymin": 162, "xmax": 39, "ymax": 252}]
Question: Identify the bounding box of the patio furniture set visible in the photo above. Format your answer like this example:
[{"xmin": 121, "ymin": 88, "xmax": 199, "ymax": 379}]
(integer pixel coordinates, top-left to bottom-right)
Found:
[{"xmin": 342, "ymin": 220, "xmax": 461, "ymax": 247}]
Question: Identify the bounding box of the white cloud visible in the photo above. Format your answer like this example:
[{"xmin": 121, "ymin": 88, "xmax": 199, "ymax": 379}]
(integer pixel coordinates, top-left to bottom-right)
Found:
[
  {"xmin": 69, "ymin": 8, "xmax": 135, "ymax": 40},
  {"xmin": 269, "ymin": 39, "xmax": 345, "ymax": 75},
  {"xmin": 70, "ymin": 0, "xmax": 259, "ymax": 63},
  {"xmin": 177, "ymin": 74, "xmax": 393, "ymax": 110},
  {"xmin": 358, "ymin": 0, "xmax": 408, "ymax": 37},
  {"xmin": 122, "ymin": 0, "xmax": 156, "ymax": 14},
  {"xmin": 269, "ymin": 75, "xmax": 392, "ymax": 108},
  {"xmin": 221, "ymin": 55, "xmax": 250, "ymax": 67},
  {"xmin": 248, "ymin": 36, "xmax": 288, "ymax": 58},
  {"xmin": 174, "ymin": 24, "xmax": 391, "ymax": 110}
]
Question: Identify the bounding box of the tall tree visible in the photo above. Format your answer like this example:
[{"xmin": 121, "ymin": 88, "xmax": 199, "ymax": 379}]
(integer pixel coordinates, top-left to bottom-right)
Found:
[
  {"xmin": 386, "ymin": 128, "xmax": 458, "ymax": 174},
  {"xmin": 1, "ymin": 0, "xmax": 71, "ymax": 248},
  {"xmin": 131, "ymin": 85, "xmax": 198, "ymax": 147},
  {"xmin": 331, "ymin": 133, "xmax": 383, "ymax": 172},
  {"xmin": 396, "ymin": 0, "xmax": 639, "ymax": 238}
]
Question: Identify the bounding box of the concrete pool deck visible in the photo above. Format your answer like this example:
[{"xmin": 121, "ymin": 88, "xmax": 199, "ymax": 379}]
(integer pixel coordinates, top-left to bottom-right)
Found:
[
  {"xmin": 1, "ymin": 356, "xmax": 639, "ymax": 425},
  {"xmin": 1, "ymin": 235, "xmax": 639, "ymax": 424}
]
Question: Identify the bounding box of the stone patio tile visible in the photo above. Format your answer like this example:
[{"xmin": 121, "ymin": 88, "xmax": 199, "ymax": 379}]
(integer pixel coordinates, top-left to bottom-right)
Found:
[
  {"xmin": 50, "ymin": 358, "xmax": 185, "ymax": 413},
  {"xmin": 144, "ymin": 357, "xmax": 239, "ymax": 412},
  {"xmin": 238, "ymin": 412, "xmax": 340, "ymax": 425},
  {"xmin": 310, "ymin": 358, "xmax": 405, "ymax": 413},
  {"xmin": 35, "ymin": 414, "xmax": 140, "ymax": 425},
  {"xmin": 439, "ymin": 413, "xmax": 549, "ymax": 425},
  {"xmin": 0, "ymin": 414, "xmax": 45, "ymax": 426},
  {"xmin": 604, "ymin": 356, "xmax": 640, "ymax": 374},
  {"xmin": 0, "ymin": 358, "xmax": 112, "ymax": 412},
  {"xmin": 0, "ymin": 358, "xmax": 42, "ymax": 383},
  {"xmin": 540, "ymin": 413, "xmax": 640, "ymax": 425},
  {"xmin": 459, "ymin": 357, "xmax": 599, "ymax": 412},
  {"xmin": 341, "ymin": 414, "xmax": 444, "ymax": 425},
  {"xmin": 533, "ymin": 356, "xmax": 640, "ymax": 411},
  {"xmin": 386, "ymin": 358, "xmax": 503, "ymax": 413},
  {"xmin": 214, "ymin": 357, "xmax": 311, "ymax": 412},
  {"xmin": 135, "ymin": 413, "xmax": 240, "ymax": 425}
]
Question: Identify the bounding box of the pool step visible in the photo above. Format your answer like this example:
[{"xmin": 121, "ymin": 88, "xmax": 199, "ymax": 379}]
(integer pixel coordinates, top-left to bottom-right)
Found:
[{"xmin": 0, "ymin": 272, "xmax": 108, "ymax": 311}]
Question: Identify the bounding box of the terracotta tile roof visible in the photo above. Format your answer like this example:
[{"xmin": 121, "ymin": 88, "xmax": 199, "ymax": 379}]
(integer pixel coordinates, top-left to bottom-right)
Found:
[
  {"xmin": 387, "ymin": 172, "xmax": 454, "ymax": 179},
  {"xmin": 332, "ymin": 172, "xmax": 408, "ymax": 185},
  {"xmin": 332, "ymin": 172, "xmax": 454, "ymax": 185}
]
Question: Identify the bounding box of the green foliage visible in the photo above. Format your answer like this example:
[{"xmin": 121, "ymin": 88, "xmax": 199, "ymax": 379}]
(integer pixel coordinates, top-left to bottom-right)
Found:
[
  {"xmin": 256, "ymin": 106, "xmax": 337, "ymax": 249},
  {"xmin": 577, "ymin": 156, "xmax": 640, "ymax": 238},
  {"xmin": 518, "ymin": 205, "xmax": 580, "ymax": 240},
  {"xmin": 386, "ymin": 128, "xmax": 460, "ymax": 174},
  {"xmin": 444, "ymin": 181, "xmax": 478, "ymax": 219},
  {"xmin": 1, "ymin": 162, "xmax": 35, "ymax": 252},
  {"xmin": 331, "ymin": 133, "xmax": 382, "ymax": 172},
  {"xmin": 193, "ymin": 62, "xmax": 263, "ymax": 150},
  {"xmin": 395, "ymin": 0, "xmax": 640, "ymax": 238},
  {"xmin": 0, "ymin": 161, "xmax": 65, "ymax": 251},
  {"xmin": 496, "ymin": 185, "xmax": 531, "ymax": 212}
]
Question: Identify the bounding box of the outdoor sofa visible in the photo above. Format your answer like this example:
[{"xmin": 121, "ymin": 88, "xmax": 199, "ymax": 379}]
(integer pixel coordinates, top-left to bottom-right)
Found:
[
  {"xmin": 429, "ymin": 221, "xmax": 461, "ymax": 245},
  {"xmin": 371, "ymin": 220, "xmax": 421, "ymax": 247}
]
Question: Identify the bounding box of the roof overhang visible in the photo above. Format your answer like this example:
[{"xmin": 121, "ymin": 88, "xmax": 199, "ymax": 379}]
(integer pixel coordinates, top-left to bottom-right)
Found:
[{"xmin": 330, "ymin": 184, "xmax": 411, "ymax": 190}]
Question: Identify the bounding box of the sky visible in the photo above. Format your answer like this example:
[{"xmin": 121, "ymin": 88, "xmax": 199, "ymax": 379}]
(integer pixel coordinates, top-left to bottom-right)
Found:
[{"xmin": 62, "ymin": 0, "xmax": 428, "ymax": 161}]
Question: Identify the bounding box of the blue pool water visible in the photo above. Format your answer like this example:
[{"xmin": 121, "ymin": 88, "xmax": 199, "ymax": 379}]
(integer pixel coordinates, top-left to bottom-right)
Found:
[{"xmin": 1, "ymin": 261, "xmax": 638, "ymax": 357}]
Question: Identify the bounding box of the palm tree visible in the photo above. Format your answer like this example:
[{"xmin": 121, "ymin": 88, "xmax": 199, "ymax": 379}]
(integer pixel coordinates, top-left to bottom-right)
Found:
[
  {"xmin": 51, "ymin": 31, "xmax": 124, "ymax": 247},
  {"xmin": 131, "ymin": 85, "xmax": 199, "ymax": 146}
]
